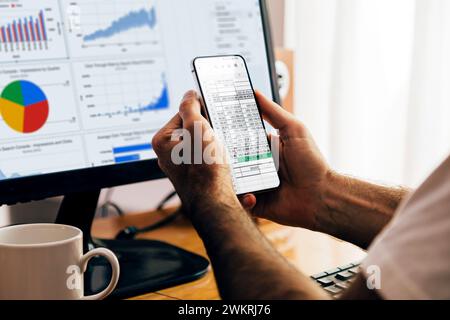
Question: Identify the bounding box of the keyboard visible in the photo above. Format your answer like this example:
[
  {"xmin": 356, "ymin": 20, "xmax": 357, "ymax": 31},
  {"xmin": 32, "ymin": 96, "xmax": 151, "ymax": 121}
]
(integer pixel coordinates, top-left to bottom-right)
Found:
[{"xmin": 311, "ymin": 262, "xmax": 361, "ymax": 299}]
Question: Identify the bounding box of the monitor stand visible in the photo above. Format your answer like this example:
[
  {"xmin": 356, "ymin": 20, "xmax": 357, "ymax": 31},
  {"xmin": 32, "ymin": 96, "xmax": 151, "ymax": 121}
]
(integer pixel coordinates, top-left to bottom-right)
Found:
[{"xmin": 55, "ymin": 191, "xmax": 210, "ymax": 299}]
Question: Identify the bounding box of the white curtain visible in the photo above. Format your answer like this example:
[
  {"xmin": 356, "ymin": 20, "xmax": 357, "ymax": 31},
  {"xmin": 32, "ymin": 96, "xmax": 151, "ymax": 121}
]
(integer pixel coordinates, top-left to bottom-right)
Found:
[{"xmin": 285, "ymin": 0, "xmax": 450, "ymax": 188}]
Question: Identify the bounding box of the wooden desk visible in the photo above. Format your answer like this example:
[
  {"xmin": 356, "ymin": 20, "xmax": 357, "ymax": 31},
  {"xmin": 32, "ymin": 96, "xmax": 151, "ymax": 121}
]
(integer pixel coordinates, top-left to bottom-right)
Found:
[{"xmin": 92, "ymin": 208, "xmax": 366, "ymax": 300}]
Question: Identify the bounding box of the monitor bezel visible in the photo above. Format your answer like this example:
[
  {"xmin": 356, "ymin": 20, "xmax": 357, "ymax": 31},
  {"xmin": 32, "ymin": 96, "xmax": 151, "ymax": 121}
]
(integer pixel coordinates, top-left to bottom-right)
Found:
[{"xmin": 0, "ymin": 0, "xmax": 280, "ymax": 206}]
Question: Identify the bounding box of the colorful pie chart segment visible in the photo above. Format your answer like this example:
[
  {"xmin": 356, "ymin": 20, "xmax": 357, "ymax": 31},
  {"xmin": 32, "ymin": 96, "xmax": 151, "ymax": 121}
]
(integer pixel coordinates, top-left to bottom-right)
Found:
[{"xmin": 0, "ymin": 80, "xmax": 49, "ymax": 134}]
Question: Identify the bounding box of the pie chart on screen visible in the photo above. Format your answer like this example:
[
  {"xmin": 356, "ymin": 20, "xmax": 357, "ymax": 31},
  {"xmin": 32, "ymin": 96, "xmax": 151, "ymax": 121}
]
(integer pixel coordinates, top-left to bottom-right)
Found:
[{"xmin": 0, "ymin": 80, "xmax": 49, "ymax": 134}]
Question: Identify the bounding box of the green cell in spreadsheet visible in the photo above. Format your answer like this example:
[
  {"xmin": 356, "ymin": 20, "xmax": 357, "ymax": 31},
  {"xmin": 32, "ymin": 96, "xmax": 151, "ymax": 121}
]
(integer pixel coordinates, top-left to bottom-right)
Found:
[{"xmin": 238, "ymin": 152, "xmax": 273, "ymax": 163}]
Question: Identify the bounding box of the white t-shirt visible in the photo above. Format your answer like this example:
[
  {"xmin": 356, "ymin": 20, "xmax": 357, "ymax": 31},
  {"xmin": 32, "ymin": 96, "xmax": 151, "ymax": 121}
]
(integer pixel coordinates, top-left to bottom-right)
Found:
[{"xmin": 362, "ymin": 155, "xmax": 450, "ymax": 299}]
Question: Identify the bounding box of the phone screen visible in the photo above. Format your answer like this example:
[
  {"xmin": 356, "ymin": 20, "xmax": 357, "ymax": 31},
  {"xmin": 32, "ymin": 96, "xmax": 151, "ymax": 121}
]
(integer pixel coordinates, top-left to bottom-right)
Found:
[{"xmin": 193, "ymin": 55, "xmax": 280, "ymax": 195}]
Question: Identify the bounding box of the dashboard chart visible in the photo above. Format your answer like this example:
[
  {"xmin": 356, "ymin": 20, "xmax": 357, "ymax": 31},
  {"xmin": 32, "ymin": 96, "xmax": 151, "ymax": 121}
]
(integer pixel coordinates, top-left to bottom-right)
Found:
[
  {"xmin": 73, "ymin": 58, "xmax": 170, "ymax": 130},
  {"xmin": 0, "ymin": 0, "xmax": 66, "ymax": 62},
  {"xmin": 0, "ymin": 80, "xmax": 49, "ymax": 133},
  {"xmin": 0, "ymin": 0, "xmax": 274, "ymax": 180},
  {"xmin": 63, "ymin": 0, "xmax": 163, "ymax": 58},
  {"xmin": 0, "ymin": 63, "xmax": 79, "ymax": 138},
  {"xmin": 84, "ymin": 127, "xmax": 157, "ymax": 166},
  {"xmin": 83, "ymin": 8, "xmax": 157, "ymax": 42},
  {"xmin": 0, "ymin": 136, "xmax": 86, "ymax": 181}
]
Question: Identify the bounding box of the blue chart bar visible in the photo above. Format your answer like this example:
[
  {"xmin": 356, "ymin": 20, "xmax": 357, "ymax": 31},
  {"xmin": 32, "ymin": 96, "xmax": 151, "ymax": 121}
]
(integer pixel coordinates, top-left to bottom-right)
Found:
[
  {"xmin": 113, "ymin": 143, "xmax": 153, "ymax": 164},
  {"xmin": 115, "ymin": 154, "xmax": 141, "ymax": 164},
  {"xmin": 113, "ymin": 143, "xmax": 152, "ymax": 155}
]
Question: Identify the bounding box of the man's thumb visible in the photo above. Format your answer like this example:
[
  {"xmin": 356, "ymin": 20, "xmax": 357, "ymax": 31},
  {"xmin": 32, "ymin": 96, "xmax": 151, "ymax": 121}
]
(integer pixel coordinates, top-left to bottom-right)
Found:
[{"xmin": 255, "ymin": 90, "xmax": 294, "ymax": 130}]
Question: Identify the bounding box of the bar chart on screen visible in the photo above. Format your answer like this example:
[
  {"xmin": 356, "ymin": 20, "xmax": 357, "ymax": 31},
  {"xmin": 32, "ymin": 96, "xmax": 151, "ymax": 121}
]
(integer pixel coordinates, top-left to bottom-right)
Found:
[
  {"xmin": 62, "ymin": 0, "xmax": 163, "ymax": 58},
  {"xmin": 84, "ymin": 128, "xmax": 157, "ymax": 166},
  {"xmin": 0, "ymin": 0, "xmax": 67, "ymax": 62}
]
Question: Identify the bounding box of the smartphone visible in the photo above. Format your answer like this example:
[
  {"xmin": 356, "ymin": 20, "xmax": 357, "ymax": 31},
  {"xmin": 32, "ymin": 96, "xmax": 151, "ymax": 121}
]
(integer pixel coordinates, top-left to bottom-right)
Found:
[{"xmin": 192, "ymin": 55, "xmax": 280, "ymax": 195}]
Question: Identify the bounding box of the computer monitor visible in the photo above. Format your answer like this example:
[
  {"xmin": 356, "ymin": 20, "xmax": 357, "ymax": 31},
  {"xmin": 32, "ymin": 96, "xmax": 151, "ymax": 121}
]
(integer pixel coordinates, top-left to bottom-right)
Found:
[{"xmin": 0, "ymin": 0, "xmax": 279, "ymax": 298}]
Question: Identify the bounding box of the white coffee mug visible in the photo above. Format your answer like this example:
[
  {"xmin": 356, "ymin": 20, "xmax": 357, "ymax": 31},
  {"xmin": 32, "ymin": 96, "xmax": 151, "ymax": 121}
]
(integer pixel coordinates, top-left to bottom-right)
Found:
[{"xmin": 0, "ymin": 224, "xmax": 120, "ymax": 300}]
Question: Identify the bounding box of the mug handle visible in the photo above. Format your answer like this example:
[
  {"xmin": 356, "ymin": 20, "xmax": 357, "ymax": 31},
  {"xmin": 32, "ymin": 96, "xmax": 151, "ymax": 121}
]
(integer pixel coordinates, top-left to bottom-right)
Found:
[{"xmin": 79, "ymin": 248, "xmax": 120, "ymax": 300}]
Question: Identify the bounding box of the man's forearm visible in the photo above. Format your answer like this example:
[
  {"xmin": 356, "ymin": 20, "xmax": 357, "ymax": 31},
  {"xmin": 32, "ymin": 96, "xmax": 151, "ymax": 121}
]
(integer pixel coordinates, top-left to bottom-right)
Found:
[
  {"xmin": 317, "ymin": 171, "xmax": 412, "ymax": 249},
  {"xmin": 185, "ymin": 195, "xmax": 327, "ymax": 300}
]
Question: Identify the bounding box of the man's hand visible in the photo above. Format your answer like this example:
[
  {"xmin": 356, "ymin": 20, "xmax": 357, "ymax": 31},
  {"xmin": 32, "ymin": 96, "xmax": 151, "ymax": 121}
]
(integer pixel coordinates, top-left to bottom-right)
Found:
[
  {"xmin": 152, "ymin": 90, "xmax": 238, "ymax": 214},
  {"xmin": 151, "ymin": 90, "xmax": 406, "ymax": 300},
  {"xmin": 243, "ymin": 92, "xmax": 409, "ymax": 248},
  {"xmin": 153, "ymin": 90, "xmax": 328, "ymax": 300},
  {"xmin": 154, "ymin": 90, "xmax": 408, "ymax": 249},
  {"xmin": 241, "ymin": 91, "xmax": 331, "ymax": 230}
]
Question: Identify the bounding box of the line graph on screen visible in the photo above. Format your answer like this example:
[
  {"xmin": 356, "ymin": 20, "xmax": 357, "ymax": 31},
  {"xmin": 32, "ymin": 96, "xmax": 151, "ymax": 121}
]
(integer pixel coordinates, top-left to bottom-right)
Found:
[
  {"xmin": 64, "ymin": 0, "xmax": 162, "ymax": 57},
  {"xmin": 83, "ymin": 7, "xmax": 157, "ymax": 42}
]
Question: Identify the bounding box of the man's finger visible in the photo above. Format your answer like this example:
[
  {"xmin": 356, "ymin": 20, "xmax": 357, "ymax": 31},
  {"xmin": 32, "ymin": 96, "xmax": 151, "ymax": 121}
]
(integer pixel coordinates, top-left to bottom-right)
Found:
[
  {"xmin": 152, "ymin": 113, "xmax": 182, "ymax": 153},
  {"xmin": 255, "ymin": 90, "xmax": 294, "ymax": 130},
  {"xmin": 164, "ymin": 113, "xmax": 183, "ymax": 131},
  {"xmin": 179, "ymin": 90, "xmax": 203, "ymax": 125}
]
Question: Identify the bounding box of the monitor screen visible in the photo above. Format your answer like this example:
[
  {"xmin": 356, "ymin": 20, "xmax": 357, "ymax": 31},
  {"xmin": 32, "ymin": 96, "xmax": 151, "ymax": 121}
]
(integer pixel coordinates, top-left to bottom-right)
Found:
[{"xmin": 0, "ymin": 0, "xmax": 275, "ymax": 182}]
